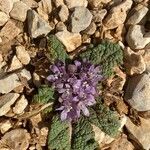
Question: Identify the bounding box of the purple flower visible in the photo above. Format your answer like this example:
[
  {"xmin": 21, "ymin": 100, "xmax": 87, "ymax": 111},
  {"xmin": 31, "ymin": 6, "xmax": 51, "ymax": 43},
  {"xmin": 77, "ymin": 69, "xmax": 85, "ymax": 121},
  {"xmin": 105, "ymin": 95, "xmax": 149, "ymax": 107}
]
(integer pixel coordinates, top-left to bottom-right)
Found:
[{"xmin": 47, "ymin": 60, "xmax": 103, "ymax": 121}]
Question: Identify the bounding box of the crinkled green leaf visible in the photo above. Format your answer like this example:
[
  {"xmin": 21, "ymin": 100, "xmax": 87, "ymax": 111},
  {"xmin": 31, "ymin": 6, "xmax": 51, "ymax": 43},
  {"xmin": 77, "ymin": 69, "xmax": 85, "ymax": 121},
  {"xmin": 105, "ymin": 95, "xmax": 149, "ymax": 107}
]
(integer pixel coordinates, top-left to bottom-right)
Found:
[
  {"xmin": 72, "ymin": 116, "xmax": 98, "ymax": 150},
  {"xmin": 79, "ymin": 40, "xmax": 123, "ymax": 77},
  {"xmin": 48, "ymin": 115, "xmax": 71, "ymax": 150},
  {"xmin": 89, "ymin": 100, "xmax": 120, "ymax": 137},
  {"xmin": 47, "ymin": 35, "xmax": 69, "ymax": 63},
  {"xmin": 33, "ymin": 85, "xmax": 54, "ymax": 104}
]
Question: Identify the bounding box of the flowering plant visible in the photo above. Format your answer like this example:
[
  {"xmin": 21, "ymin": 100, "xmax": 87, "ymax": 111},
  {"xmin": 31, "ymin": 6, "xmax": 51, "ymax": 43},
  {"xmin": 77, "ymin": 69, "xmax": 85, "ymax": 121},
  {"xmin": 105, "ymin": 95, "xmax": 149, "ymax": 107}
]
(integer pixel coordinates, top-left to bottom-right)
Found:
[{"xmin": 47, "ymin": 60, "xmax": 103, "ymax": 121}]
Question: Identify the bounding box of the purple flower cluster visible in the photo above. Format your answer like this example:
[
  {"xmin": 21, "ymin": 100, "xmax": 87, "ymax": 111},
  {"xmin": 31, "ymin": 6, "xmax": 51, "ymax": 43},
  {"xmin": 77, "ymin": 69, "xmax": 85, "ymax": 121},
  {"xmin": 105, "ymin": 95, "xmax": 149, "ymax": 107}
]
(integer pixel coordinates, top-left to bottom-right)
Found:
[{"xmin": 47, "ymin": 60, "xmax": 103, "ymax": 121}]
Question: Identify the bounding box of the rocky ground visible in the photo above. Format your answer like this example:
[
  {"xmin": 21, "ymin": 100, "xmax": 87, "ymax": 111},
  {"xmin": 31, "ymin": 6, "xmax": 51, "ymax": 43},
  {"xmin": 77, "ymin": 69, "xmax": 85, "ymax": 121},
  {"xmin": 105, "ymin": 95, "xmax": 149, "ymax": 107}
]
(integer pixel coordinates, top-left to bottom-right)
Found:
[{"xmin": 0, "ymin": 0, "xmax": 150, "ymax": 149}]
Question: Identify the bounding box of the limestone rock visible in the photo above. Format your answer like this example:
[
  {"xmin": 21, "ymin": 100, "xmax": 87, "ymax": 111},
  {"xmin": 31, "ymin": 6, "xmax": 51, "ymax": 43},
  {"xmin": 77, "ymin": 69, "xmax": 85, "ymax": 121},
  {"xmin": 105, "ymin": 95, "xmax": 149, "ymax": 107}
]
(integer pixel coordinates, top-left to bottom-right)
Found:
[
  {"xmin": 143, "ymin": 50, "xmax": 150, "ymax": 72},
  {"xmin": 21, "ymin": 0, "xmax": 38, "ymax": 8},
  {"xmin": 13, "ymin": 95, "xmax": 28, "ymax": 114},
  {"xmin": 88, "ymin": 0, "xmax": 111, "ymax": 8},
  {"xmin": 124, "ymin": 47, "xmax": 146, "ymax": 75},
  {"xmin": 10, "ymin": 1, "xmax": 30, "ymax": 22},
  {"xmin": 59, "ymin": 5, "xmax": 69, "ymax": 22},
  {"xmin": 0, "ymin": 129, "xmax": 30, "ymax": 150},
  {"xmin": 37, "ymin": 0, "xmax": 52, "ymax": 21},
  {"xmin": 19, "ymin": 69, "xmax": 32, "ymax": 81},
  {"xmin": 0, "ymin": 0, "xmax": 13, "ymax": 14},
  {"xmin": 126, "ymin": 25, "xmax": 150, "ymax": 49},
  {"xmin": 125, "ymin": 72, "xmax": 150, "ymax": 111},
  {"xmin": 127, "ymin": 4, "xmax": 148, "ymax": 25},
  {"xmin": 0, "ymin": 11, "xmax": 9, "ymax": 26},
  {"xmin": 126, "ymin": 117, "xmax": 150, "ymax": 150},
  {"xmin": 92, "ymin": 9, "xmax": 107, "ymax": 23},
  {"xmin": 54, "ymin": 0, "xmax": 64, "ymax": 7},
  {"xmin": 110, "ymin": 134, "xmax": 134, "ymax": 150},
  {"xmin": 0, "ymin": 19, "xmax": 23, "ymax": 44},
  {"xmin": 64, "ymin": 0, "xmax": 88, "ymax": 9},
  {"xmin": 0, "ymin": 93, "xmax": 19, "ymax": 116},
  {"xmin": 8, "ymin": 55, "xmax": 23, "ymax": 72},
  {"xmin": 83, "ymin": 22, "xmax": 96, "ymax": 35},
  {"xmin": 71, "ymin": 7, "xmax": 93, "ymax": 33},
  {"xmin": 0, "ymin": 120, "xmax": 12, "ymax": 134},
  {"xmin": 0, "ymin": 74, "xmax": 22, "ymax": 94},
  {"xmin": 56, "ymin": 22, "xmax": 67, "ymax": 31},
  {"xmin": 56, "ymin": 30, "xmax": 81, "ymax": 52},
  {"xmin": 27, "ymin": 10, "xmax": 52, "ymax": 38},
  {"xmin": 16, "ymin": 45, "xmax": 30, "ymax": 65},
  {"xmin": 104, "ymin": 0, "xmax": 133, "ymax": 29}
]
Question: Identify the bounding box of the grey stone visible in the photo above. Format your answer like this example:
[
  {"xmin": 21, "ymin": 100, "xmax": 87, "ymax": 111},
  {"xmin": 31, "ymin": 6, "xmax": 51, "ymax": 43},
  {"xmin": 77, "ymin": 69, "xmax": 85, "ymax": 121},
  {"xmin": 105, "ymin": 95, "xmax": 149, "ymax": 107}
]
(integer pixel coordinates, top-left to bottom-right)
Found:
[
  {"xmin": 27, "ymin": 10, "xmax": 52, "ymax": 38},
  {"xmin": 71, "ymin": 7, "xmax": 93, "ymax": 33},
  {"xmin": 127, "ymin": 4, "xmax": 148, "ymax": 25},
  {"xmin": 125, "ymin": 72, "xmax": 150, "ymax": 111},
  {"xmin": 126, "ymin": 25, "xmax": 150, "ymax": 49}
]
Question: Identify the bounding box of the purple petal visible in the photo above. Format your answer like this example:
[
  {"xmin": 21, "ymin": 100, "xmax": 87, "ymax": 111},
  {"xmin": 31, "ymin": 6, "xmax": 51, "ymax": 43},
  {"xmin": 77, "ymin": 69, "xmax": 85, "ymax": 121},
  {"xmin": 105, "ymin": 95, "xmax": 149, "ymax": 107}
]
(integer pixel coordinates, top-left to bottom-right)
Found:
[
  {"xmin": 78, "ymin": 102, "xmax": 89, "ymax": 116},
  {"xmin": 47, "ymin": 75, "xmax": 56, "ymax": 81},
  {"xmin": 74, "ymin": 60, "xmax": 81, "ymax": 67},
  {"xmin": 86, "ymin": 94, "xmax": 96, "ymax": 106},
  {"xmin": 61, "ymin": 110, "xmax": 68, "ymax": 121},
  {"xmin": 51, "ymin": 65, "xmax": 60, "ymax": 73}
]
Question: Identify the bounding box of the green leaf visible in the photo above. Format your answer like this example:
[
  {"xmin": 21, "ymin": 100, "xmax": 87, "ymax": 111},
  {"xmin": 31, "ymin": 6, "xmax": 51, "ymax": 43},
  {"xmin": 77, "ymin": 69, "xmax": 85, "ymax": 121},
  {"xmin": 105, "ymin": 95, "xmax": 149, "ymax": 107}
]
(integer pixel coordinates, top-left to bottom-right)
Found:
[
  {"xmin": 48, "ymin": 114, "xmax": 71, "ymax": 150},
  {"xmin": 72, "ymin": 116, "xmax": 98, "ymax": 150},
  {"xmin": 89, "ymin": 100, "xmax": 120, "ymax": 137},
  {"xmin": 47, "ymin": 35, "xmax": 69, "ymax": 63},
  {"xmin": 79, "ymin": 40, "xmax": 123, "ymax": 77},
  {"xmin": 33, "ymin": 85, "xmax": 54, "ymax": 104}
]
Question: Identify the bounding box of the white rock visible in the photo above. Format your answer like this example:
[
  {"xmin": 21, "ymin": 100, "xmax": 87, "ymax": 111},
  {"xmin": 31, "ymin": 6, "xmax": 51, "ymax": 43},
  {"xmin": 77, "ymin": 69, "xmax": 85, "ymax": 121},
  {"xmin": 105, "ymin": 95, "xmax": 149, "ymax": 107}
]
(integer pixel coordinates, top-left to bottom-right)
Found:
[
  {"xmin": 13, "ymin": 95, "xmax": 28, "ymax": 114},
  {"xmin": 124, "ymin": 47, "xmax": 146, "ymax": 75},
  {"xmin": 16, "ymin": 45, "xmax": 30, "ymax": 65},
  {"xmin": 0, "ymin": 120, "xmax": 12, "ymax": 134},
  {"xmin": 126, "ymin": 117, "xmax": 150, "ymax": 150},
  {"xmin": 71, "ymin": 7, "xmax": 93, "ymax": 33},
  {"xmin": 21, "ymin": 0, "xmax": 38, "ymax": 8},
  {"xmin": 0, "ymin": 19, "xmax": 23, "ymax": 44},
  {"xmin": 27, "ymin": 10, "xmax": 52, "ymax": 38},
  {"xmin": 0, "ymin": 93, "xmax": 19, "ymax": 116},
  {"xmin": 92, "ymin": 9, "xmax": 107, "ymax": 23},
  {"xmin": 0, "ymin": 11, "xmax": 9, "ymax": 26},
  {"xmin": 37, "ymin": 0, "xmax": 52, "ymax": 21},
  {"xmin": 0, "ymin": 0, "xmax": 13, "ymax": 14},
  {"xmin": 88, "ymin": 0, "xmax": 111, "ymax": 8},
  {"xmin": 38, "ymin": 0, "xmax": 52, "ymax": 15},
  {"xmin": 19, "ymin": 69, "xmax": 32, "ymax": 81},
  {"xmin": 56, "ymin": 30, "xmax": 81, "ymax": 52},
  {"xmin": 104, "ymin": 0, "xmax": 133, "ymax": 29},
  {"xmin": 125, "ymin": 72, "xmax": 150, "ymax": 111},
  {"xmin": 33, "ymin": 72, "xmax": 41, "ymax": 87},
  {"xmin": 54, "ymin": 0, "xmax": 64, "ymax": 7},
  {"xmin": 10, "ymin": 1, "xmax": 30, "ymax": 22},
  {"xmin": 83, "ymin": 22, "xmax": 96, "ymax": 35},
  {"xmin": 126, "ymin": 25, "xmax": 150, "ymax": 49},
  {"xmin": 56, "ymin": 22, "xmax": 67, "ymax": 31},
  {"xmin": 64, "ymin": 0, "xmax": 88, "ymax": 9},
  {"xmin": 127, "ymin": 4, "xmax": 148, "ymax": 25},
  {"xmin": 8, "ymin": 56, "xmax": 23, "ymax": 72},
  {"xmin": 59, "ymin": 5, "xmax": 69, "ymax": 22},
  {"xmin": 0, "ymin": 74, "xmax": 22, "ymax": 94}
]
